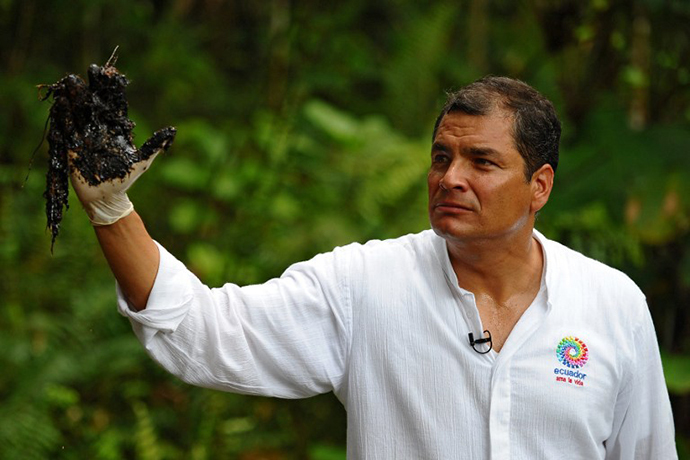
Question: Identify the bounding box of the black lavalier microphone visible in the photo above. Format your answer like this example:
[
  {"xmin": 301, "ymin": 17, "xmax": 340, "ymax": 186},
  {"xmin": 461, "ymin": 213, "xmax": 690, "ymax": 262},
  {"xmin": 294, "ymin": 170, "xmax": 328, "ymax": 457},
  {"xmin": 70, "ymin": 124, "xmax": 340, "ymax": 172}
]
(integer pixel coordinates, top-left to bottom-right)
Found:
[{"xmin": 468, "ymin": 330, "xmax": 492, "ymax": 354}]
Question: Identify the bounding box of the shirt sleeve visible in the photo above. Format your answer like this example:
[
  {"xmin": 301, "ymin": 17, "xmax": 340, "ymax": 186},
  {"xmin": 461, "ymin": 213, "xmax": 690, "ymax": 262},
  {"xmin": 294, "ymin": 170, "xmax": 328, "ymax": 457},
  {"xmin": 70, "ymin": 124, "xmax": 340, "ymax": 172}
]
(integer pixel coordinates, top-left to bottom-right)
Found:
[
  {"xmin": 604, "ymin": 297, "xmax": 677, "ymax": 459},
  {"xmin": 117, "ymin": 241, "xmax": 352, "ymax": 399}
]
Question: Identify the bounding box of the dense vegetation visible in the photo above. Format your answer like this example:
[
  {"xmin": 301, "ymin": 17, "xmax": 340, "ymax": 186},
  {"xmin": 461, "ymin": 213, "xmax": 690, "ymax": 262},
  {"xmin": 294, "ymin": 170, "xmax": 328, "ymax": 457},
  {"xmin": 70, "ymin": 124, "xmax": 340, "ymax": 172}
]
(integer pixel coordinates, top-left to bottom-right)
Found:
[{"xmin": 1, "ymin": 0, "xmax": 690, "ymax": 458}]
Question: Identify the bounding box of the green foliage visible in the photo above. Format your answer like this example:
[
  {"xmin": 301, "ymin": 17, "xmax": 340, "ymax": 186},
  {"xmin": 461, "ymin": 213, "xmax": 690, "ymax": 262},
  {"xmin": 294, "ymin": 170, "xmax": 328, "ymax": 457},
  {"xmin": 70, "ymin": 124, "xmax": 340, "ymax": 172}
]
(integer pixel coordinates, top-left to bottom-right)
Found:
[
  {"xmin": 2, "ymin": 0, "xmax": 690, "ymax": 457},
  {"xmin": 309, "ymin": 444, "xmax": 347, "ymax": 460},
  {"xmin": 663, "ymin": 353, "xmax": 690, "ymax": 395}
]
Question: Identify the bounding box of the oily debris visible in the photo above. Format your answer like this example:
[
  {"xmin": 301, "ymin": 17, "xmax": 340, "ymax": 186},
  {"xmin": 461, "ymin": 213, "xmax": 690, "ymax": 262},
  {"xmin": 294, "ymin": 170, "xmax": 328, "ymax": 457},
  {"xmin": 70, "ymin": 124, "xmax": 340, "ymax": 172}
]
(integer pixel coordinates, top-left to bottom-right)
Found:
[{"xmin": 39, "ymin": 49, "xmax": 176, "ymax": 250}]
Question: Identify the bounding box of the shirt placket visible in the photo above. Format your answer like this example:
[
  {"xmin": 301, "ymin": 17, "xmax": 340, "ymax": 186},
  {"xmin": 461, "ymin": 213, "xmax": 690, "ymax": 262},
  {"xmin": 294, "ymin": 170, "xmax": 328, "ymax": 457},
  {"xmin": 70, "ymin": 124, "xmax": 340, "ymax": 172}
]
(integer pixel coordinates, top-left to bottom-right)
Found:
[
  {"xmin": 486, "ymin": 287, "xmax": 550, "ymax": 460},
  {"xmin": 489, "ymin": 360, "xmax": 512, "ymax": 459}
]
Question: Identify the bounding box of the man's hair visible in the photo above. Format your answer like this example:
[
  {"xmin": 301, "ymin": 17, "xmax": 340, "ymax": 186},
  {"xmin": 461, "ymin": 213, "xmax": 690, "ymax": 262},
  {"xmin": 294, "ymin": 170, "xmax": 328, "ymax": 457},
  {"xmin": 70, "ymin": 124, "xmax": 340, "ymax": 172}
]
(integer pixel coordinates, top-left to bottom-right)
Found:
[{"xmin": 432, "ymin": 76, "xmax": 561, "ymax": 180}]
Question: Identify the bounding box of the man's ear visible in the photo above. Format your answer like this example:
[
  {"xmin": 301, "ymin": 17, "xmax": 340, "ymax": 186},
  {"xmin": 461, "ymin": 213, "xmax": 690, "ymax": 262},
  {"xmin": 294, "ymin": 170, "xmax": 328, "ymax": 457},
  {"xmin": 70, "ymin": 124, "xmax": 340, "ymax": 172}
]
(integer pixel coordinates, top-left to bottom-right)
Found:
[{"xmin": 530, "ymin": 164, "xmax": 554, "ymax": 214}]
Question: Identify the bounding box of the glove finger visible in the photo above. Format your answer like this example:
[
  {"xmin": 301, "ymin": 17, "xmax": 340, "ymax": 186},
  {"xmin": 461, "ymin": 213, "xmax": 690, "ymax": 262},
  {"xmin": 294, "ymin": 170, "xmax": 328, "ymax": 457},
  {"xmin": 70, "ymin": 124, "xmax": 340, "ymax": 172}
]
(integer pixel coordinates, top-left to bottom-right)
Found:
[
  {"xmin": 126, "ymin": 126, "xmax": 176, "ymax": 184},
  {"xmin": 138, "ymin": 126, "xmax": 177, "ymax": 160}
]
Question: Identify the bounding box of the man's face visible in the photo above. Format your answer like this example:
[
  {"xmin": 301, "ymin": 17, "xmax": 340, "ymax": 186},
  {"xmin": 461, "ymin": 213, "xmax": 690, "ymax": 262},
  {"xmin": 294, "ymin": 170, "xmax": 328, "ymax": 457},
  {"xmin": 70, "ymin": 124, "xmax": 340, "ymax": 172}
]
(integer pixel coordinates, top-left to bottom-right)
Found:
[{"xmin": 428, "ymin": 110, "xmax": 546, "ymax": 246}]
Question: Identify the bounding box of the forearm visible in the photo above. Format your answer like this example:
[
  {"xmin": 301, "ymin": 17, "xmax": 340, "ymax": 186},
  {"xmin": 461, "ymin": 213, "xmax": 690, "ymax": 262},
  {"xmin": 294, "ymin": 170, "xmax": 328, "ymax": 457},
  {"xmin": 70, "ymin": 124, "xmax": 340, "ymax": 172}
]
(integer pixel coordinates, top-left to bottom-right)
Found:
[{"xmin": 95, "ymin": 211, "xmax": 159, "ymax": 311}]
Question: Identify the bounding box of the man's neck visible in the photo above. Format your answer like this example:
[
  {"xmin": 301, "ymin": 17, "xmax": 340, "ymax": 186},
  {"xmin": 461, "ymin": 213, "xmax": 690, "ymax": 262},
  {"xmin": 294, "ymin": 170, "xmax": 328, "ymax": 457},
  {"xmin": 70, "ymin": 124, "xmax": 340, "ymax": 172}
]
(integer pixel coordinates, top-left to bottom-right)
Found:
[{"xmin": 446, "ymin": 229, "xmax": 544, "ymax": 305}]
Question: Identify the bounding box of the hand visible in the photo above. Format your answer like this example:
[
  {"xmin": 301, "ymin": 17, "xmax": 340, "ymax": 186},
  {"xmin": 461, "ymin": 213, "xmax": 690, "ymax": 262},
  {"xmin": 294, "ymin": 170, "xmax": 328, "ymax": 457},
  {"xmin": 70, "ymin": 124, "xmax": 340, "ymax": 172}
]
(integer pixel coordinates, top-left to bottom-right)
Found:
[
  {"xmin": 43, "ymin": 52, "xmax": 177, "ymax": 234},
  {"xmin": 69, "ymin": 127, "xmax": 176, "ymax": 226}
]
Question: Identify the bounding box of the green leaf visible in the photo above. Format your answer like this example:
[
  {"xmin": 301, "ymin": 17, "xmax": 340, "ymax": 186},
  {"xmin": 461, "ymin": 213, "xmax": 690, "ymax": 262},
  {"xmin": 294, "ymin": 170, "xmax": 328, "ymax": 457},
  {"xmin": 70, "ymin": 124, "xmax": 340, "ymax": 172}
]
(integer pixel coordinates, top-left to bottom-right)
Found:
[
  {"xmin": 662, "ymin": 353, "xmax": 690, "ymax": 394},
  {"xmin": 159, "ymin": 157, "xmax": 210, "ymax": 191},
  {"xmin": 43, "ymin": 383, "xmax": 80, "ymax": 408},
  {"xmin": 309, "ymin": 443, "xmax": 347, "ymax": 460},
  {"xmin": 303, "ymin": 100, "xmax": 360, "ymax": 143},
  {"xmin": 187, "ymin": 243, "xmax": 225, "ymax": 285},
  {"xmin": 169, "ymin": 200, "xmax": 202, "ymax": 234}
]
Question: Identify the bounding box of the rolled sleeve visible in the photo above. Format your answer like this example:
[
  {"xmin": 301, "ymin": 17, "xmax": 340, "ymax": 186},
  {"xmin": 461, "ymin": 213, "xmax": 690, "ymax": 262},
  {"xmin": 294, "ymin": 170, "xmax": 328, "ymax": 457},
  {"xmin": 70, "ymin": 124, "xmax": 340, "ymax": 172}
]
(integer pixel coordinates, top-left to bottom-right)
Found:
[{"xmin": 117, "ymin": 241, "xmax": 194, "ymax": 341}]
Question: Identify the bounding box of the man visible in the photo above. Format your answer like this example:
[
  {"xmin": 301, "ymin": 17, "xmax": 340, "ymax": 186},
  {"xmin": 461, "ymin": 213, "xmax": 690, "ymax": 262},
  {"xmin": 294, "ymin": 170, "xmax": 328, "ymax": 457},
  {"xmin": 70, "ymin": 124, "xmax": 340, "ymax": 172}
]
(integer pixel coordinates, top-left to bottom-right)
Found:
[{"xmin": 70, "ymin": 76, "xmax": 676, "ymax": 458}]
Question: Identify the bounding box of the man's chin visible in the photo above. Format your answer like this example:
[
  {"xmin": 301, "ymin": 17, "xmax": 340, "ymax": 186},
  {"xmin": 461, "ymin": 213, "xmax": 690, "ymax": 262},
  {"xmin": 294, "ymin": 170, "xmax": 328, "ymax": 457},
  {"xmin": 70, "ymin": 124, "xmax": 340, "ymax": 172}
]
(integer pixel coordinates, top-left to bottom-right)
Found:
[{"xmin": 429, "ymin": 221, "xmax": 478, "ymax": 242}]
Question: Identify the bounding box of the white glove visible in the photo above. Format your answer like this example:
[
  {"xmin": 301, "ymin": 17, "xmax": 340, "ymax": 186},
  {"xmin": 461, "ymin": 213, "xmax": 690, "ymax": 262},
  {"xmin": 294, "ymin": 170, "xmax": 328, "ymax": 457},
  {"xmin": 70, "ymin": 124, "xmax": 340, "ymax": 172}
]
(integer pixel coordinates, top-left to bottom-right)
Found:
[
  {"xmin": 68, "ymin": 128, "xmax": 175, "ymax": 226},
  {"xmin": 69, "ymin": 151, "xmax": 153, "ymax": 226}
]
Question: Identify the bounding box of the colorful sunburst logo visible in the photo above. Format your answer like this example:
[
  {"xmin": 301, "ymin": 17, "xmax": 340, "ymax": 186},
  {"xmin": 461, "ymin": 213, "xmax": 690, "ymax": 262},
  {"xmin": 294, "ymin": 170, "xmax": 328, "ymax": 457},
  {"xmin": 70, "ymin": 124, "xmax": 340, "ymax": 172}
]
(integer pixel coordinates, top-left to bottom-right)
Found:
[{"xmin": 556, "ymin": 336, "xmax": 589, "ymax": 369}]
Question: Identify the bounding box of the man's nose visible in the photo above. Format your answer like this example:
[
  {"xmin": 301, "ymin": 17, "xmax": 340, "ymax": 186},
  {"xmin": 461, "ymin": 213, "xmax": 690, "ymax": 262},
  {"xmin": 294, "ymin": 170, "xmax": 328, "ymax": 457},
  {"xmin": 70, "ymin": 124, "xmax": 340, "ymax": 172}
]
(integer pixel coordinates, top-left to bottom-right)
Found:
[{"xmin": 439, "ymin": 159, "xmax": 469, "ymax": 192}]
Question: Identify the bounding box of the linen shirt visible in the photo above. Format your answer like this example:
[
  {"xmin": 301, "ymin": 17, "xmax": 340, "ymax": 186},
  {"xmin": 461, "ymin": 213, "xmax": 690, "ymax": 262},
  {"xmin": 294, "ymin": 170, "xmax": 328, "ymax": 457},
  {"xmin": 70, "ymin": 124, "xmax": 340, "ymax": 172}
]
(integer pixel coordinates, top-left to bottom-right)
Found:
[{"xmin": 118, "ymin": 229, "xmax": 677, "ymax": 459}]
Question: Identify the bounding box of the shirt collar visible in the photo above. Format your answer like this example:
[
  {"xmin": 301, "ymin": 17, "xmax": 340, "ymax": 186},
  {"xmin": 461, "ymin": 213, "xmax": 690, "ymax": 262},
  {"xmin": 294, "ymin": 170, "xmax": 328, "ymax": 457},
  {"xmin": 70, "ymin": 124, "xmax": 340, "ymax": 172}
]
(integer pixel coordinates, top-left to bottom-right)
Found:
[{"xmin": 430, "ymin": 228, "xmax": 554, "ymax": 306}]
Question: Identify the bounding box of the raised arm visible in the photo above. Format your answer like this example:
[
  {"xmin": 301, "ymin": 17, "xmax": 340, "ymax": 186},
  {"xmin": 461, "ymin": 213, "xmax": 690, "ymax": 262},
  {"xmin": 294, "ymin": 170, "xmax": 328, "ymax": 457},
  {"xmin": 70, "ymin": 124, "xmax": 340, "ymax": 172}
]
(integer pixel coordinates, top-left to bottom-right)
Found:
[
  {"xmin": 43, "ymin": 53, "xmax": 174, "ymax": 310},
  {"xmin": 67, "ymin": 125, "xmax": 173, "ymax": 312},
  {"xmin": 68, "ymin": 131, "xmax": 173, "ymax": 311}
]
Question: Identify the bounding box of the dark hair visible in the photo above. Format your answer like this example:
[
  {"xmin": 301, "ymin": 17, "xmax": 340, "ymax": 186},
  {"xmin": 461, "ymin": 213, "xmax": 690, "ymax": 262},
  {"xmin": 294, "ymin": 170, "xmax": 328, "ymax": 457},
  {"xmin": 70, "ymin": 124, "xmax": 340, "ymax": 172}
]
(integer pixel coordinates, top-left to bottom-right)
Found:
[{"xmin": 432, "ymin": 76, "xmax": 561, "ymax": 180}]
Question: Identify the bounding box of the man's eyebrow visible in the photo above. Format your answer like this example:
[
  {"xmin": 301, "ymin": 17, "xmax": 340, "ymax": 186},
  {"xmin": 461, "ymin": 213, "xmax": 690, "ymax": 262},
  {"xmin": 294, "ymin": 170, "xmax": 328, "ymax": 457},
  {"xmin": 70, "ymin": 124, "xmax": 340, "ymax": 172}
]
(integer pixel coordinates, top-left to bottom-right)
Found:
[
  {"xmin": 465, "ymin": 146, "xmax": 501, "ymax": 156},
  {"xmin": 431, "ymin": 141, "xmax": 449, "ymax": 152}
]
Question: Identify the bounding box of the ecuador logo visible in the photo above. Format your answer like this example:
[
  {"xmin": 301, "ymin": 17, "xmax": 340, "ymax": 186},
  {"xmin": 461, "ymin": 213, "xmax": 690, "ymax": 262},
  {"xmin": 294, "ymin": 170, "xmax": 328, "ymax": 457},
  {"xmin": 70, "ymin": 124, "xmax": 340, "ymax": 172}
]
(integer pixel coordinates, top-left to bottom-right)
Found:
[{"xmin": 556, "ymin": 336, "xmax": 589, "ymax": 369}]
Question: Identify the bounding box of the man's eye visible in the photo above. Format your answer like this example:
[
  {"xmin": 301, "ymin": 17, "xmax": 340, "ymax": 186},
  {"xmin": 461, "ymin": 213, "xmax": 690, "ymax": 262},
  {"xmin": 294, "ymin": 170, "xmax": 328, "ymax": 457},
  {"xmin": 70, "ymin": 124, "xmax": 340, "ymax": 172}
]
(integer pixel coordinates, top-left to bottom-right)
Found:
[
  {"xmin": 432, "ymin": 154, "xmax": 449, "ymax": 164},
  {"xmin": 474, "ymin": 158, "xmax": 494, "ymax": 167}
]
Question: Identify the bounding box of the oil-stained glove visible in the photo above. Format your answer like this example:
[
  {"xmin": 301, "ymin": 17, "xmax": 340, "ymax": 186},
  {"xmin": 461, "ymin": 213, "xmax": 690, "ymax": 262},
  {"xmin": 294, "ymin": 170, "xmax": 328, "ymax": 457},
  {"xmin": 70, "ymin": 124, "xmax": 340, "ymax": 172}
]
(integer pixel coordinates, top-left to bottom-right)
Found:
[
  {"xmin": 69, "ymin": 127, "xmax": 175, "ymax": 226},
  {"xmin": 44, "ymin": 53, "xmax": 176, "ymax": 227}
]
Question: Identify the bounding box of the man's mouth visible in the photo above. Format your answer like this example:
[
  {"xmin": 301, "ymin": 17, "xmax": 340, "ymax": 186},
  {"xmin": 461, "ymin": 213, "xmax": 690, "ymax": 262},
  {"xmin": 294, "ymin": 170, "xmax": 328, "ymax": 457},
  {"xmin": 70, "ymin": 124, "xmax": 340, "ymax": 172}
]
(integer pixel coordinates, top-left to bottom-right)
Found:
[{"xmin": 434, "ymin": 201, "xmax": 475, "ymax": 212}]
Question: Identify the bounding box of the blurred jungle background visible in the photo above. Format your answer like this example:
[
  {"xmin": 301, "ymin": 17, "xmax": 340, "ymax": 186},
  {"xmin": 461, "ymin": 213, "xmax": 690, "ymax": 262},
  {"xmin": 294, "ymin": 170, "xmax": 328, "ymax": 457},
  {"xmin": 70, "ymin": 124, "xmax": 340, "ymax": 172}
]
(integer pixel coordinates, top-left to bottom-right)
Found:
[{"xmin": 2, "ymin": 0, "xmax": 690, "ymax": 458}]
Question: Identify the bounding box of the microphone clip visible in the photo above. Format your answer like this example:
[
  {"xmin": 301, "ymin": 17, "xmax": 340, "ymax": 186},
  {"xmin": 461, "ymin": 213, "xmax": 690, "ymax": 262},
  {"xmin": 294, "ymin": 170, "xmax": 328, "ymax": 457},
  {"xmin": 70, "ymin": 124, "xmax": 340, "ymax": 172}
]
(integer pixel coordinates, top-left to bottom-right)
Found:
[{"xmin": 468, "ymin": 330, "xmax": 492, "ymax": 354}]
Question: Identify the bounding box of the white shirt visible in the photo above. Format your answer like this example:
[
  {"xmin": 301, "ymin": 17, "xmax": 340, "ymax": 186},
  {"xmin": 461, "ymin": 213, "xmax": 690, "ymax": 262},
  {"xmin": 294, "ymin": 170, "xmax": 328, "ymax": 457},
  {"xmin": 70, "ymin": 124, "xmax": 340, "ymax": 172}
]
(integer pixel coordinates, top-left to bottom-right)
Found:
[{"xmin": 118, "ymin": 229, "xmax": 677, "ymax": 459}]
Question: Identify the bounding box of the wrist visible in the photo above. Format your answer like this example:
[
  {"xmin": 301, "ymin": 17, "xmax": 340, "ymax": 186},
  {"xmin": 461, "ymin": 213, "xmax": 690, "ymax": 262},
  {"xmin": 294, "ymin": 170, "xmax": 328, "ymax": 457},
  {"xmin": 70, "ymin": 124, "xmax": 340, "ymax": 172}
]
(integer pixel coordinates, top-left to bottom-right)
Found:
[{"xmin": 82, "ymin": 193, "xmax": 134, "ymax": 226}]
